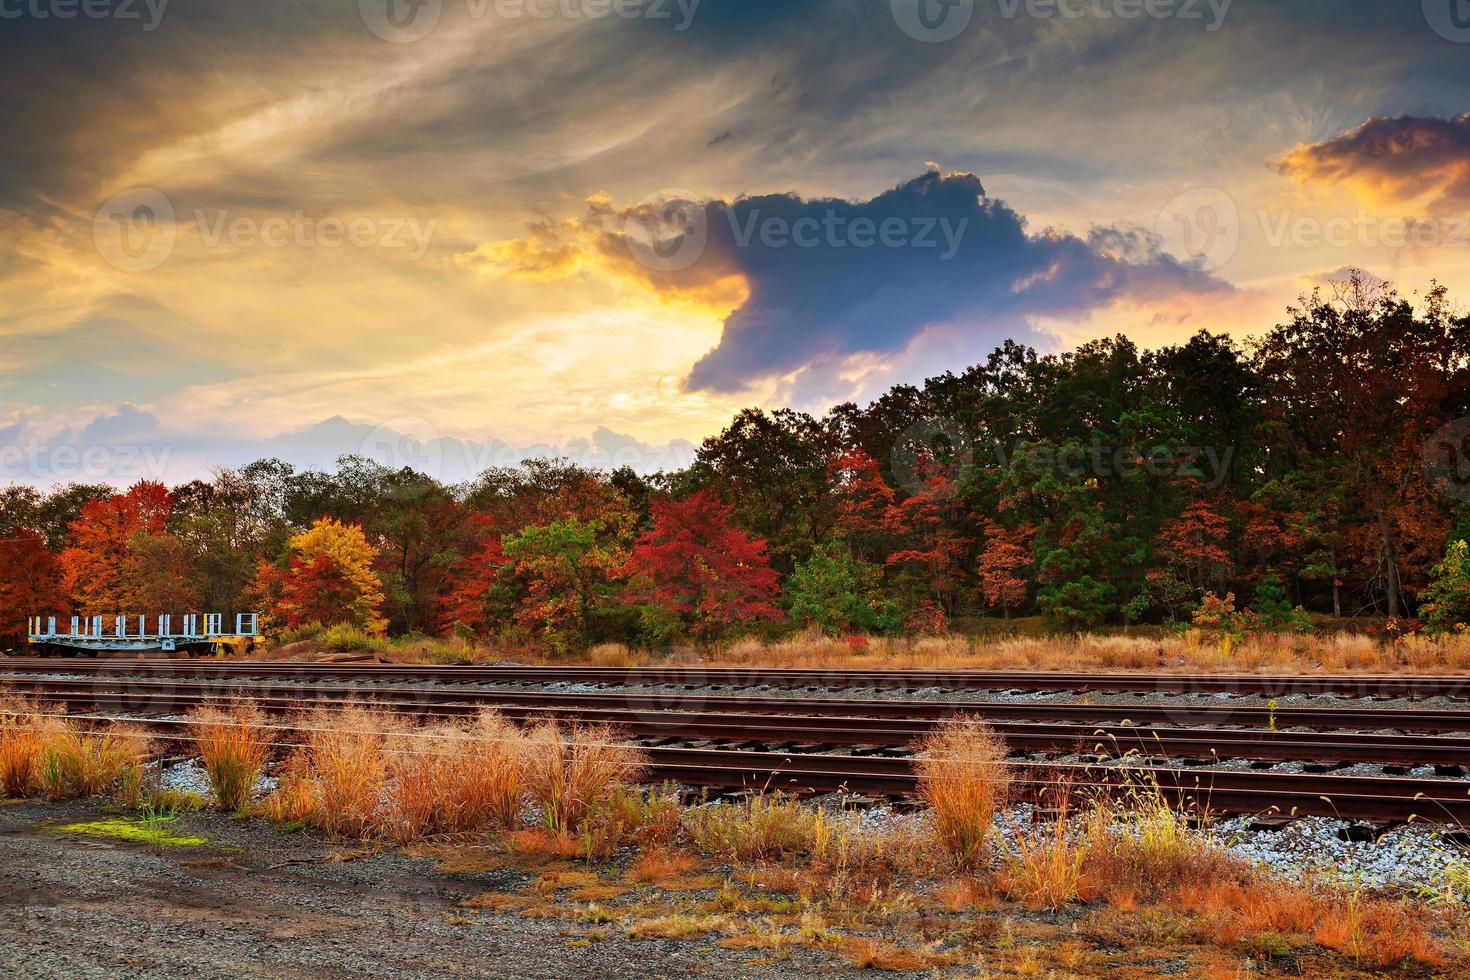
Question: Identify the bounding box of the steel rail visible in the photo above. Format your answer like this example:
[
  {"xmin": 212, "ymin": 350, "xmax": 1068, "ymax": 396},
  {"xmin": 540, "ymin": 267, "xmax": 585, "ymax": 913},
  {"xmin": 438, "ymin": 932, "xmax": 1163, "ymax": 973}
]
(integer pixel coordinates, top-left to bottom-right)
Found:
[
  {"xmin": 6, "ymin": 657, "xmax": 1470, "ymax": 698},
  {"xmin": 8, "ymin": 674, "xmax": 1470, "ymax": 733},
  {"xmin": 12, "ymin": 678, "xmax": 1470, "ymax": 767}
]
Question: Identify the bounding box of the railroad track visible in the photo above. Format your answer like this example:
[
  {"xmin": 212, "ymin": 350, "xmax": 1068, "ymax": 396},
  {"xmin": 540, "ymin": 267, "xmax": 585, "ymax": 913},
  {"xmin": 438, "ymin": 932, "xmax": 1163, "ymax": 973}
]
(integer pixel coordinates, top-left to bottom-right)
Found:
[
  {"xmin": 7, "ymin": 671, "xmax": 1470, "ymax": 824},
  {"xmin": 7, "ymin": 657, "xmax": 1470, "ymax": 699},
  {"xmin": 9, "ymin": 676, "xmax": 1470, "ymax": 767}
]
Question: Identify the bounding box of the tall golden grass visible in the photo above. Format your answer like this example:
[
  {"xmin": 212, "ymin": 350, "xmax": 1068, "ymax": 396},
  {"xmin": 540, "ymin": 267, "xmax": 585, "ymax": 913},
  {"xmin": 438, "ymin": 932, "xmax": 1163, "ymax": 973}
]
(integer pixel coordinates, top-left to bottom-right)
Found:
[
  {"xmin": 522, "ymin": 720, "xmax": 648, "ymax": 835},
  {"xmin": 1, "ymin": 697, "xmax": 153, "ymax": 801},
  {"xmin": 340, "ymin": 628, "xmax": 1470, "ymax": 676},
  {"xmin": 915, "ymin": 716, "xmax": 1011, "ymax": 867},
  {"xmin": 188, "ymin": 703, "xmax": 271, "ymax": 813}
]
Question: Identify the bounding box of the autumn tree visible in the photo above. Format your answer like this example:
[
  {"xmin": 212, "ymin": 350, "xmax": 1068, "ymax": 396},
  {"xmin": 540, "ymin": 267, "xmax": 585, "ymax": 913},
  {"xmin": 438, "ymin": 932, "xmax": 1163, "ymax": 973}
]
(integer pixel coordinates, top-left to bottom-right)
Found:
[
  {"xmin": 978, "ymin": 520, "xmax": 1032, "ymax": 623},
  {"xmin": 0, "ymin": 530, "xmax": 63, "ymax": 645},
  {"xmin": 501, "ymin": 517, "xmax": 630, "ymax": 651},
  {"xmin": 883, "ymin": 459, "xmax": 966, "ymax": 613},
  {"xmin": 439, "ymin": 514, "xmax": 508, "ymax": 635},
  {"xmin": 1157, "ymin": 496, "xmax": 1233, "ymax": 598},
  {"xmin": 59, "ymin": 481, "xmax": 179, "ymax": 614},
  {"xmin": 626, "ymin": 492, "xmax": 781, "ymax": 646},
  {"xmin": 254, "ymin": 517, "xmax": 388, "ymax": 634}
]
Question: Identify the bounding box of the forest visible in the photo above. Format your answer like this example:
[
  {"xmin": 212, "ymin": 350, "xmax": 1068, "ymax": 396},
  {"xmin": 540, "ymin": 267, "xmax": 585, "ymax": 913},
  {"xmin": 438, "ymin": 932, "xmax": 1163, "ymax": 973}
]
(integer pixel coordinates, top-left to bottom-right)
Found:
[{"xmin": 3, "ymin": 280, "xmax": 1469, "ymax": 650}]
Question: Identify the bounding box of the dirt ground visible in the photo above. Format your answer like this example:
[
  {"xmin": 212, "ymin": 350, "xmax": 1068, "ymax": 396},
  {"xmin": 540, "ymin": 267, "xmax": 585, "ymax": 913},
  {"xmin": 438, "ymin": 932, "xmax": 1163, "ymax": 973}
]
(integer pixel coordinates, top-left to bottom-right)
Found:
[{"xmin": 0, "ymin": 799, "xmax": 851, "ymax": 979}]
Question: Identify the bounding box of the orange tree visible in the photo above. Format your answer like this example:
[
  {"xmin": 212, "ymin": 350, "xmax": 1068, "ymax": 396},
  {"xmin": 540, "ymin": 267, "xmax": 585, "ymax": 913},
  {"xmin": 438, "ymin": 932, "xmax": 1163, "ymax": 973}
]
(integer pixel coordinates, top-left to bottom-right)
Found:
[
  {"xmin": 58, "ymin": 481, "xmax": 184, "ymax": 614},
  {"xmin": 0, "ymin": 529, "xmax": 64, "ymax": 645},
  {"xmin": 253, "ymin": 517, "xmax": 388, "ymax": 634}
]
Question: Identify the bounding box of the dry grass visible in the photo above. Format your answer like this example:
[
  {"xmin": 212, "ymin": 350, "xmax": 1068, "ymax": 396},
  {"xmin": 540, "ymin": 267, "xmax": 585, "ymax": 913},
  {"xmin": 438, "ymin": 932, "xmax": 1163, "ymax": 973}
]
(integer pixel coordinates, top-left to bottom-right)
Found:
[
  {"xmin": 1000, "ymin": 804, "xmax": 1088, "ymax": 910},
  {"xmin": 378, "ymin": 709, "xmax": 530, "ymax": 843},
  {"xmin": 188, "ymin": 703, "xmax": 271, "ymax": 813},
  {"xmin": 363, "ymin": 629, "xmax": 1470, "ymax": 677},
  {"xmin": 521, "ymin": 721, "xmax": 648, "ymax": 835},
  {"xmin": 258, "ymin": 708, "xmax": 645, "ymax": 844},
  {"xmin": 915, "ymin": 716, "xmax": 1010, "ymax": 867},
  {"xmin": 0, "ymin": 697, "xmax": 64, "ymax": 798},
  {"xmin": 38, "ymin": 724, "xmax": 152, "ymax": 800},
  {"xmin": 683, "ymin": 792, "xmax": 830, "ymax": 863}
]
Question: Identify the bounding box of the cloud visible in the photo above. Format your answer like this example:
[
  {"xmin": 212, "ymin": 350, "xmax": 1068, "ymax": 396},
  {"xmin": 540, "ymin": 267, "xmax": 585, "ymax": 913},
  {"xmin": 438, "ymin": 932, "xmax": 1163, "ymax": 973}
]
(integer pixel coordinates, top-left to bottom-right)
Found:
[
  {"xmin": 478, "ymin": 170, "xmax": 1232, "ymax": 394},
  {"xmin": 1276, "ymin": 113, "xmax": 1470, "ymax": 211}
]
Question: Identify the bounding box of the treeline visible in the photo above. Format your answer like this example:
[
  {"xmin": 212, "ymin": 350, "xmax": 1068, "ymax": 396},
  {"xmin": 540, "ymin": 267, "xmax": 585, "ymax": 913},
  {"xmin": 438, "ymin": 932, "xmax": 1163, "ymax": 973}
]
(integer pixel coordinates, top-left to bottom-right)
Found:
[{"xmin": 2, "ymin": 279, "xmax": 1469, "ymax": 648}]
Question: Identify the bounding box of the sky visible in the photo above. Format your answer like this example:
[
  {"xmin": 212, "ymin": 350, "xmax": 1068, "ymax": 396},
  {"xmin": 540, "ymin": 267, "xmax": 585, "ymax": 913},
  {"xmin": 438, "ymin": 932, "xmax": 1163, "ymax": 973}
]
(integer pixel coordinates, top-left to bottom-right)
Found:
[{"xmin": 3, "ymin": 0, "xmax": 1470, "ymax": 486}]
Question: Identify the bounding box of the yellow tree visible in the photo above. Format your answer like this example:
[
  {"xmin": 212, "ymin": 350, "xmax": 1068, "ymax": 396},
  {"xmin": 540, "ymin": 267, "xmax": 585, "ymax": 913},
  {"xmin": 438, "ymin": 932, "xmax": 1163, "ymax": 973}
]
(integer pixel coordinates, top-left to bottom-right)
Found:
[{"xmin": 254, "ymin": 517, "xmax": 388, "ymax": 635}]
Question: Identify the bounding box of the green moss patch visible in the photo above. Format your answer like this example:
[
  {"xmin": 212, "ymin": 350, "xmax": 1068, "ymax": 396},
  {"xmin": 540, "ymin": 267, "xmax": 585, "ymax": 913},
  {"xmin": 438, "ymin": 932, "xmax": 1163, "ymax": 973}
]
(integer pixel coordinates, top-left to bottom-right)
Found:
[{"xmin": 53, "ymin": 817, "xmax": 209, "ymax": 848}]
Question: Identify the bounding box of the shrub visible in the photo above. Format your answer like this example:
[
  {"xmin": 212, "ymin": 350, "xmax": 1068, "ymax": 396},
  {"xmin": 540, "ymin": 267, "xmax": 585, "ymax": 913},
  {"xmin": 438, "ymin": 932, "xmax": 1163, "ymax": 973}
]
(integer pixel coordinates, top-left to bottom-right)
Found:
[
  {"xmin": 915, "ymin": 716, "xmax": 1011, "ymax": 867},
  {"xmin": 188, "ymin": 704, "xmax": 271, "ymax": 812},
  {"xmin": 683, "ymin": 792, "xmax": 829, "ymax": 863}
]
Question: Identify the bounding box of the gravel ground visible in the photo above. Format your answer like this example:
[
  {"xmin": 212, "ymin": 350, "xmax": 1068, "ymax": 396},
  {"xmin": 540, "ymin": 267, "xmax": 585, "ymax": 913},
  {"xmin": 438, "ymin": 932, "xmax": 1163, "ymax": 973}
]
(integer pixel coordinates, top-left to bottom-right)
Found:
[{"xmin": 0, "ymin": 799, "xmax": 855, "ymax": 980}]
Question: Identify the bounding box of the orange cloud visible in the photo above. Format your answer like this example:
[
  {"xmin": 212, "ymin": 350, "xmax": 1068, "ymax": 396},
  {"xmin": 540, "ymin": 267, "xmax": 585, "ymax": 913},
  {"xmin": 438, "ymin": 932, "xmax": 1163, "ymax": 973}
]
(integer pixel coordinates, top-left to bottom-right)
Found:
[{"xmin": 1276, "ymin": 113, "xmax": 1470, "ymax": 211}]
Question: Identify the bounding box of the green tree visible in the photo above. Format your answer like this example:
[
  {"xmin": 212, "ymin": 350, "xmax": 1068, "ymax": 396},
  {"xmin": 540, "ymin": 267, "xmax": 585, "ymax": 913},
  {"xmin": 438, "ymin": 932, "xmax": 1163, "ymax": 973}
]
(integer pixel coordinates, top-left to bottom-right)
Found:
[
  {"xmin": 786, "ymin": 540, "xmax": 882, "ymax": 635},
  {"xmin": 501, "ymin": 517, "xmax": 629, "ymax": 651},
  {"xmin": 1421, "ymin": 539, "xmax": 1470, "ymax": 635}
]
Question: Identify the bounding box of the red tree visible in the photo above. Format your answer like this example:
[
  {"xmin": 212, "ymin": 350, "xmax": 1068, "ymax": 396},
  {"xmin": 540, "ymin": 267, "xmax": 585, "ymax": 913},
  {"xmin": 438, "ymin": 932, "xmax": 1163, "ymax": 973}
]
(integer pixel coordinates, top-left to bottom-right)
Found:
[
  {"xmin": 625, "ymin": 492, "xmax": 781, "ymax": 645},
  {"xmin": 883, "ymin": 461, "xmax": 966, "ymax": 610},
  {"xmin": 0, "ymin": 530, "xmax": 64, "ymax": 645},
  {"xmin": 1158, "ymin": 496, "xmax": 1233, "ymax": 598},
  {"xmin": 59, "ymin": 481, "xmax": 180, "ymax": 614},
  {"xmin": 978, "ymin": 520, "xmax": 1033, "ymax": 623},
  {"xmin": 439, "ymin": 514, "xmax": 508, "ymax": 635}
]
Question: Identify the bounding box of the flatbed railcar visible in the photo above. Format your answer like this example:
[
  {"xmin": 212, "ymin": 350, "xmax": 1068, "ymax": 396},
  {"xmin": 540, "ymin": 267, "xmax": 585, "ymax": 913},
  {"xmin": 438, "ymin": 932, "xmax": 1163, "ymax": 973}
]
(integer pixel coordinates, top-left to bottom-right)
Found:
[{"xmin": 23, "ymin": 613, "xmax": 260, "ymax": 658}]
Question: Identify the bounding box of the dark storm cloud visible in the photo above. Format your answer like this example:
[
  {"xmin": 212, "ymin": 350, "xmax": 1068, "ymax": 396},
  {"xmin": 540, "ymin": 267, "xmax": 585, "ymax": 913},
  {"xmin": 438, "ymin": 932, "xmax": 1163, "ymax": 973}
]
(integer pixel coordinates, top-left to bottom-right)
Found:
[{"xmin": 592, "ymin": 171, "xmax": 1230, "ymax": 392}]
